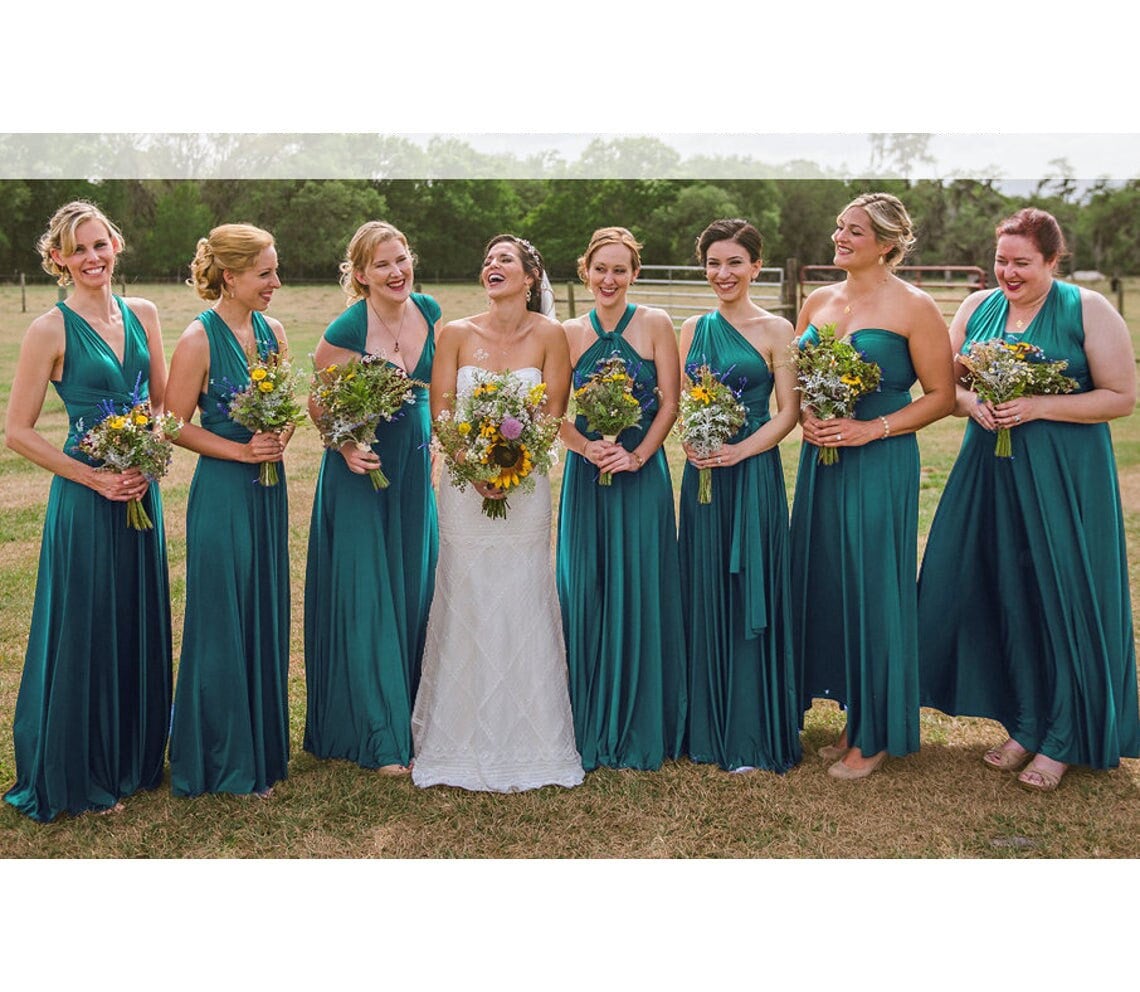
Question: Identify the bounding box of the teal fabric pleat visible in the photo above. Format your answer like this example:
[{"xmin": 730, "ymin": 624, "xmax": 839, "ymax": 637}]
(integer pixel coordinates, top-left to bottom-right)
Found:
[
  {"xmin": 918, "ymin": 281, "xmax": 1140, "ymax": 767},
  {"xmin": 168, "ymin": 308, "xmax": 291, "ymax": 796},
  {"xmin": 4, "ymin": 298, "xmax": 172, "ymax": 821},
  {"xmin": 678, "ymin": 311, "xmax": 801, "ymax": 772},
  {"xmin": 303, "ymin": 295, "xmax": 439, "ymax": 768},
  {"xmin": 790, "ymin": 326, "xmax": 921, "ymax": 758},
  {"xmin": 556, "ymin": 305, "xmax": 687, "ymax": 770}
]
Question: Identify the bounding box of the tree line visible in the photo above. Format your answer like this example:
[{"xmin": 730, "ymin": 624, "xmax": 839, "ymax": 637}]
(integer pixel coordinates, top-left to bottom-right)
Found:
[{"xmin": 2, "ymin": 168, "xmax": 1136, "ymax": 285}]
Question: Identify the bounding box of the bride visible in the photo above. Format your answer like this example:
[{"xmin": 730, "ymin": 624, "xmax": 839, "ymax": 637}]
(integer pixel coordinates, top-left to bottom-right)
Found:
[{"xmin": 411, "ymin": 234, "xmax": 585, "ymax": 792}]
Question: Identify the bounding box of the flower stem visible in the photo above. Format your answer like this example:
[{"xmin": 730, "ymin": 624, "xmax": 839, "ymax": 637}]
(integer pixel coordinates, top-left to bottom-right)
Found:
[{"xmin": 698, "ymin": 467, "xmax": 712, "ymax": 504}]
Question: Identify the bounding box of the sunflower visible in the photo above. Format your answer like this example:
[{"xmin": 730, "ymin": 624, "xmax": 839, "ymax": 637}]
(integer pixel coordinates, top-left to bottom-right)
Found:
[{"xmin": 488, "ymin": 441, "xmax": 532, "ymax": 489}]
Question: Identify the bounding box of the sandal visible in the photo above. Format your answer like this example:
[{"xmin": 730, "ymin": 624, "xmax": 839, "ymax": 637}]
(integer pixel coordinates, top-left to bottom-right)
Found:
[
  {"xmin": 983, "ymin": 740, "xmax": 1032, "ymax": 772},
  {"xmin": 1017, "ymin": 763, "xmax": 1065, "ymax": 793}
]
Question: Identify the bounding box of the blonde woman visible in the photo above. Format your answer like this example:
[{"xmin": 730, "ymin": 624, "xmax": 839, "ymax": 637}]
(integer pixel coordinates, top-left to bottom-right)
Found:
[
  {"xmin": 166, "ymin": 224, "xmax": 293, "ymax": 798},
  {"xmin": 304, "ymin": 221, "xmax": 439, "ymax": 773},
  {"xmin": 790, "ymin": 193, "xmax": 955, "ymax": 780},
  {"xmin": 557, "ymin": 226, "xmax": 686, "ymax": 771},
  {"xmin": 4, "ymin": 201, "xmax": 171, "ymax": 821}
]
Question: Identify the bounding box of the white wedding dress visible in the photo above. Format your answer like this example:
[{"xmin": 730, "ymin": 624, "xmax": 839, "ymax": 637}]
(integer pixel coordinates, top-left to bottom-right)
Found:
[{"xmin": 411, "ymin": 367, "xmax": 585, "ymax": 792}]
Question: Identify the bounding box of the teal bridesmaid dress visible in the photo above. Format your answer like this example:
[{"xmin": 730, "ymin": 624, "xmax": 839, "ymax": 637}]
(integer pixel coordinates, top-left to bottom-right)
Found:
[
  {"xmin": 678, "ymin": 311, "xmax": 801, "ymax": 772},
  {"xmin": 5, "ymin": 299, "xmax": 172, "ymax": 821},
  {"xmin": 790, "ymin": 326, "xmax": 921, "ymax": 758},
  {"xmin": 168, "ymin": 308, "xmax": 291, "ymax": 796},
  {"xmin": 304, "ymin": 295, "xmax": 439, "ymax": 768},
  {"xmin": 556, "ymin": 304, "xmax": 687, "ymax": 771},
  {"xmin": 918, "ymin": 281, "xmax": 1140, "ymax": 767}
]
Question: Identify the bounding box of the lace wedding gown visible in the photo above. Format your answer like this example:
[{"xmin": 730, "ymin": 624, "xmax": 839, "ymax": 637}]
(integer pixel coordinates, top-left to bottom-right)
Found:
[{"xmin": 411, "ymin": 366, "xmax": 585, "ymax": 792}]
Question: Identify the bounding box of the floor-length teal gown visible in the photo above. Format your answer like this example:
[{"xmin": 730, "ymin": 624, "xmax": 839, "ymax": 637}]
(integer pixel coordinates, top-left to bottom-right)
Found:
[
  {"xmin": 678, "ymin": 311, "xmax": 801, "ymax": 772},
  {"xmin": 4, "ymin": 299, "xmax": 172, "ymax": 822},
  {"xmin": 304, "ymin": 295, "xmax": 439, "ymax": 768},
  {"xmin": 168, "ymin": 308, "xmax": 290, "ymax": 796},
  {"xmin": 918, "ymin": 281, "xmax": 1139, "ymax": 767},
  {"xmin": 790, "ymin": 326, "xmax": 921, "ymax": 758},
  {"xmin": 556, "ymin": 304, "xmax": 687, "ymax": 771}
]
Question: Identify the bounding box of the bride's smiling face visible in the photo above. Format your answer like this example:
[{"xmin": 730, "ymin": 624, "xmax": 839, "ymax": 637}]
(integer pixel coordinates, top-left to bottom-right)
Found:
[{"xmin": 481, "ymin": 241, "xmax": 532, "ymax": 300}]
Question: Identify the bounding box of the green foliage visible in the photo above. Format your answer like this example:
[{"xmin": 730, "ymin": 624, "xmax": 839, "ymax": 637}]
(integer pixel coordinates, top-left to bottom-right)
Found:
[{"xmin": 3, "ymin": 135, "xmax": 1140, "ymax": 280}]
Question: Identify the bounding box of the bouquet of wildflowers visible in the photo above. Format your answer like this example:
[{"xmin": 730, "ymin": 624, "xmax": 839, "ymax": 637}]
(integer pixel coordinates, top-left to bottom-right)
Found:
[
  {"xmin": 958, "ymin": 337, "xmax": 1077, "ymax": 457},
  {"xmin": 310, "ymin": 354, "xmax": 425, "ymax": 490},
  {"xmin": 227, "ymin": 350, "xmax": 306, "ymax": 486},
  {"xmin": 676, "ymin": 363, "xmax": 747, "ymax": 504},
  {"xmin": 572, "ymin": 353, "xmax": 644, "ymax": 485},
  {"xmin": 791, "ymin": 323, "xmax": 882, "ymax": 465},
  {"xmin": 77, "ymin": 390, "xmax": 182, "ymax": 530},
  {"xmin": 433, "ymin": 368, "xmax": 563, "ymax": 520}
]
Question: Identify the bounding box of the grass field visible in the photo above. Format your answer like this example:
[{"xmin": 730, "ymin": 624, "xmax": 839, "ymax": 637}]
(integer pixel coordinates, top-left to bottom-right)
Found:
[{"xmin": 0, "ymin": 277, "xmax": 1138, "ymax": 862}]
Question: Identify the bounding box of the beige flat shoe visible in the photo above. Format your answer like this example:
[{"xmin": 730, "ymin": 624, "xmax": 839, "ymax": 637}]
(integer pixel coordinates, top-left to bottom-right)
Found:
[
  {"xmin": 983, "ymin": 740, "xmax": 1032, "ymax": 772},
  {"xmin": 1017, "ymin": 763, "xmax": 1065, "ymax": 793},
  {"xmin": 827, "ymin": 751, "xmax": 887, "ymax": 781},
  {"xmin": 377, "ymin": 764, "xmax": 412, "ymax": 777}
]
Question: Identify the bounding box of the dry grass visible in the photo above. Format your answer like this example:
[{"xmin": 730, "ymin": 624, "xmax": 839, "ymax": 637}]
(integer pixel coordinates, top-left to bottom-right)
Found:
[{"xmin": 1, "ymin": 279, "xmax": 1138, "ymax": 861}]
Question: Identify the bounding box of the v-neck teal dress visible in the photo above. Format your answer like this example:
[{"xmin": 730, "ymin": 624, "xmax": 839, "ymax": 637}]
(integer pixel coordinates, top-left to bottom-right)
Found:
[
  {"xmin": 4, "ymin": 298, "xmax": 172, "ymax": 822},
  {"xmin": 918, "ymin": 282, "xmax": 1139, "ymax": 767},
  {"xmin": 678, "ymin": 310, "xmax": 801, "ymax": 772},
  {"xmin": 168, "ymin": 308, "xmax": 291, "ymax": 796},
  {"xmin": 556, "ymin": 305, "xmax": 687, "ymax": 771},
  {"xmin": 790, "ymin": 325, "xmax": 921, "ymax": 758},
  {"xmin": 304, "ymin": 295, "xmax": 439, "ymax": 769}
]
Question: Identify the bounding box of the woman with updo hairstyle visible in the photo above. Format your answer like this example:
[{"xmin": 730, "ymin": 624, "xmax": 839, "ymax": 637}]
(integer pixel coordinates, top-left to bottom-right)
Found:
[
  {"xmin": 918, "ymin": 207, "xmax": 1139, "ymax": 791},
  {"xmin": 676, "ymin": 218, "xmax": 802, "ymax": 774},
  {"xmin": 556, "ymin": 226, "xmax": 686, "ymax": 771},
  {"xmin": 3, "ymin": 201, "xmax": 171, "ymax": 821},
  {"xmin": 411, "ymin": 232, "xmax": 584, "ymax": 792},
  {"xmin": 303, "ymin": 220, "xmax": 440, "ymax": 774},
  {"xmin": 166, "ymin": 223, "xmax": 295, "ymax": 798},
  {"xmin": 789, "ymin": 192, "xmax": 955, "ymax": 780}
]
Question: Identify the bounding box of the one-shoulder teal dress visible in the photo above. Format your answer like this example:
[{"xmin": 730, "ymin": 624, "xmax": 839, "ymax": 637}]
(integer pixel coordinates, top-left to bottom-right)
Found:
[
  {"xmin": 4, "ymin": 299, "xmax": 172, "ymax": 821},
  {"xmin": 790, "ymin": 326, "xmax": 921, "ymax": 758},
  {"xmin": 918, "ymin": 282, "xmax": 1139, "ymax": 767},
  {"xmin": 304, "ymin": 295, "xmax": 439, "ymax": 768},
  {"xmin": 556, "ymin": 305, "xmax": 687, "ymax": 771},
  {"xmin": 168, "ymin": 308, "xmax": 291, "ymax": 796},
  {"xmin": 678, "ymin": 311, "xmax": 801, "ymax": 772}
]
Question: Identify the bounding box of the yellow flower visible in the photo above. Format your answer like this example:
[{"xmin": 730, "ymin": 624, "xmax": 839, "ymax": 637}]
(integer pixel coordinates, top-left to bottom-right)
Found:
[
  {"xmin": 133, "ymin": 413, "xmax": 150, "ymax": 426},
  {"xmin": 258, "ymin": 381, "xmax": 275, "ymax": 393},
  {"xmin": 108, "ymin": 415, "xmax": 127, "ymax": 430},
  {"xmin": 841, "ymin": 374, "xmax": 862, "ymax": 387},
  {"xmin": 457, "ymin": 422, "xmax": 472, "ymax": 436},
  {"xmin": 690, "ymin": 385, "xmax": 711, "ymax": 404},
  {"xmin": 251, "ymin": 368, "xmax": 268, "ymax": 381},
  {"xmin": 528, "ymin": 383, "xmax": 546, "ymax": 405}
]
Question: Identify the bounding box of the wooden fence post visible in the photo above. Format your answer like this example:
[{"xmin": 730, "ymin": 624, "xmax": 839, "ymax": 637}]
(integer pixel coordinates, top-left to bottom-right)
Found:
[
  {"xmin": 784, "ymin": 258, "xmax": 799, "ymax": 322},
  {"xmin": 566, "ymin": 281, "xmax": 576, "ymax": 319},
  {"xmin": 20, "ymin": 272, "xmax": 26, "ymax": 313}
]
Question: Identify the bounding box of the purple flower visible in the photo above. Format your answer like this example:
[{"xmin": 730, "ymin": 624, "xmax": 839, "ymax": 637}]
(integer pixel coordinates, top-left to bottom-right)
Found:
[{"xmin": 500, "ymin": 416, "xmax": 523, "ymax": 440}]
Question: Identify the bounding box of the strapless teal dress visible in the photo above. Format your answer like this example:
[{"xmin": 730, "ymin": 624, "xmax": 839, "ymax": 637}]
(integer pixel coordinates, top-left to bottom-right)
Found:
[
  {"xmin": 4, "ymin": 299, "xmax": 172, "ymax": 821},
  {"xmin": 556, "ymin": 305, "xmax": 687, "ymax": 770},
  {"xmin": 168, "ymin": 308, "xmax": 291, "ymax": 796},
  {"xmin": 678, "ymin": 310, "xmax": 801, "ymax": 772},
  {"xmin": 790, "ymin": 326, "xmax": 921, "ymax": 757},
  {"xmin": 918, "ymin": 281, "xmax": 1139, "ymax": 767},
  {"xmin": 304, "ymin": 295, "xmax": 439, "ymax": 768}
]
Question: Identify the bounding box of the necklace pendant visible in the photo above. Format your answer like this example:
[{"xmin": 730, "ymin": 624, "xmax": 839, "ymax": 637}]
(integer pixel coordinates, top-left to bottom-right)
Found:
[
  {"xmin": 843, "ymin": 304, "xmax": 851, "ymax": 314},
  {"xmin": 394, "ymin": 341, "xmax": 400, "ymax": 352}
]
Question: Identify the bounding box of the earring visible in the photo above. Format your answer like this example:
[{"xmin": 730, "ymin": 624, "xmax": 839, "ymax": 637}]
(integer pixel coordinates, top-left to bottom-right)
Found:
[
  {"xmin": 526, "ymin": 286, "xmax": 532, "ymax": 302},
  {"xmin": 878, "ymin": 255, "xmax": 886, "ymax": 266}
]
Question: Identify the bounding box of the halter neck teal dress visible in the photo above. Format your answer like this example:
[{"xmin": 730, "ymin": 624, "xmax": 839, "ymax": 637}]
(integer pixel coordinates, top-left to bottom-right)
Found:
[
  {"xmin": 4, "ymin": 298, "xmax": 172, "ymax": 821},
  {"xmin": 556, "ymin": 305, "xmax": 687, "ymax": 770},
  {"xmin": 790, "ymin": 326, "xmax": 921, "ymax": 758},
  {"xmin": 304, "ymin": 295, "xmax": 439, "ymax": 769},
  {"xmin": 918, "ymin": 282, "xmax": 1139, "ymax": 767},
  {"xmin": 678, "ymin": 311, "xmax": 801, "ymax": 772},
  {"xmin": 168, "ymin": 308, "xmax": 291, "ymax": 796}
]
